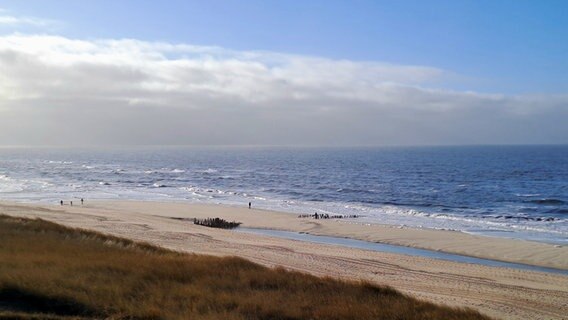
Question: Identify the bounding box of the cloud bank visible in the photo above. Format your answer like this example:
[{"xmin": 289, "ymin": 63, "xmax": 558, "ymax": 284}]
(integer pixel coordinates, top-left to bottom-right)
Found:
[{"xmin": 0, "ymin": 34, "xmax": 566, "ymax": 146}]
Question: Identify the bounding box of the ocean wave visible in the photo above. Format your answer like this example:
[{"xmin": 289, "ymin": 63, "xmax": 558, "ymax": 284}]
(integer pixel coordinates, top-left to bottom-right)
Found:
[
  {"xmin": 0, "ymin": 175, "xmax": 25, "ymax": 192},
  {"xmin": 144, "ymin": 168, "xmax": 186, "ymax": 175},
  {"xmin": 545, "ymin": 208, "xmax": 568, "ymax": 214},
  {"xmin": 335, "ymin": 187, "xmax": 376, "ymax": 195},
  {"xmin": 492, "ymin": 215, "xmax": 557, "ymax": 222},
  {"xmin": 0, "ymin": 174, "xmax": 53, "ymax": 193},
  {"xmin": 152, "ymin": 183, "xmax": 168, "ymax": 188},
  {"xmin": 359, "ymin": 199, "xmax": 472, "ymax": 210},
  {"xmin": 216, "ymin": 176, "xmax": 235, "ymax": 180},
  {"xmin": 180, "ymin": 186, "xmax": 232, "ymax": 196},
  {"xmin": 516, "ymin": 193, "xmax": 541, "ymax": 197},
  {"xmin": 525, "ymin": 199, "xmax": 565, "ymax": 205},
  {"xmin": 198, "ymin": 168, "xmax": 218, "ymax": 174}
]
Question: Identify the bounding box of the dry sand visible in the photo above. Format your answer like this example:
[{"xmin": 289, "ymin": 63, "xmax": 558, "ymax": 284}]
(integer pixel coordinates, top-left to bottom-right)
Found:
[{"xmin": 1, "ymin": 200, "xmax": 567, "ymax": 320}]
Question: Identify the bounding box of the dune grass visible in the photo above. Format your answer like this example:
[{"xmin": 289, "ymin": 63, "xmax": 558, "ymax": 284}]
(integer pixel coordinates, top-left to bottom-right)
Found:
[{"xmin": 0, "ymin": 214, "xmax": 493, "ymax": 320}]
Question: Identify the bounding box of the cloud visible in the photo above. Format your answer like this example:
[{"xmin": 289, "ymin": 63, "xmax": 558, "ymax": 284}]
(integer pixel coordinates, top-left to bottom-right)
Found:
[
  {"xmin": 0, "ymin": 34, "xmax": 566, "ymax": 146},
  {"xmin": 0, "ymin": 15, "xmax": 59, "ymax": 28},
  {"xmin": 0, "ymin": 8, "xmax": 60, "ymax": 30}
]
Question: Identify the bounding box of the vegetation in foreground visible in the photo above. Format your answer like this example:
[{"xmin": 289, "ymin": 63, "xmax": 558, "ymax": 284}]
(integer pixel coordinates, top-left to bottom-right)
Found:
[{"xmin": 0, "ymin": 215, "xmax": 492, "ymax": 320}]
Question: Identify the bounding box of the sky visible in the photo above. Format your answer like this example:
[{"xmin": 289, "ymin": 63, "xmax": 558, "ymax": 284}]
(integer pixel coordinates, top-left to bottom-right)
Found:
[{"xmin": 0, "ymin": 0, "xmax": 567, "ymax": 146}]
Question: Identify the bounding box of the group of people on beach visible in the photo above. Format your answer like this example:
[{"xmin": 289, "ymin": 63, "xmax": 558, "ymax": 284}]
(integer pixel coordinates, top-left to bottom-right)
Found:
[
  {"xmin": 60, "ymin": 198, "xmax": 84, "ymax": 206},
  {"xmin": 246, "ymin": 201, "xmax": 360, "ymax": 221},
  {"xmin": 298, "ymin": 212, "xmax": 361, "ymax": 220}
]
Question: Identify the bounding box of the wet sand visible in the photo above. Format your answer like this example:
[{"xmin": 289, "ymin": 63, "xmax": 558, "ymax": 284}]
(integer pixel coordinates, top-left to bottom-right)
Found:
[{"xmin": 1, "ymin": 200, "xmax": 567, "ymax": 320}]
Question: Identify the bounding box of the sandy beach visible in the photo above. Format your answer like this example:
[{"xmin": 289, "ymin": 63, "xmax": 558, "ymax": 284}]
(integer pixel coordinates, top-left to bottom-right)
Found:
[{"xmin": 1, "ymin": 200, "xmax": 567, "ymax": 320}]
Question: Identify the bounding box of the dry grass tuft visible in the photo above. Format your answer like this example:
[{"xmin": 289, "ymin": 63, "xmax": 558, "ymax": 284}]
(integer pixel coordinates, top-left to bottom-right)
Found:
[{"xmin": 0, "ymin": 214, "xmax": 493, "ymax": 319}]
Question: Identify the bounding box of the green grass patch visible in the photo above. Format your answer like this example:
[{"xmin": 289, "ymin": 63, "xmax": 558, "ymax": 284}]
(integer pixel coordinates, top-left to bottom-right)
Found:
[{"xmin": 0, "ymin": 214, "xmax": 493, "ymax": 320}]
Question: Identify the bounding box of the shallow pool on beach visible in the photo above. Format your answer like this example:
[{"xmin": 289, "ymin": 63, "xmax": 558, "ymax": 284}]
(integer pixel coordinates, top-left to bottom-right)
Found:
[{"xmin": 236, "ymin": 227, "xmax": 568, "ymax": 276}]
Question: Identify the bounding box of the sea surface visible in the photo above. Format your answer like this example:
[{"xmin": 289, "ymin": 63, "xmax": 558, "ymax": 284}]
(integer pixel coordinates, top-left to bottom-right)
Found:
[{"xmin": 0, "ymin": 146, "xmax": 566, "ymax": 244}]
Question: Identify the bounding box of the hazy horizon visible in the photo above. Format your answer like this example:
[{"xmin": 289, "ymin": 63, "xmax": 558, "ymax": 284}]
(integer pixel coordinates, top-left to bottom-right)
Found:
[
  {"xmin": 1, "ymin": 1, "xmax": 567, "ymax": 147},
  {"xmin": 1, "ymin": 143, "xmax": 567, "ymax": 150}
]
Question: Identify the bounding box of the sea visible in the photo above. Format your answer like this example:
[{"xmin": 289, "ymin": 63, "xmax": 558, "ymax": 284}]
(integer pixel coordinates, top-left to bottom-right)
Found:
[{"xmin": 0, "ymin": 145, "xmax": 566, "ymax": 245}]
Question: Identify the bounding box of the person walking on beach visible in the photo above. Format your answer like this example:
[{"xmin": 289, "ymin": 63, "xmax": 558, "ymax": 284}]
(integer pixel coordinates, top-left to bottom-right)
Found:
[
  {"xmin": 70, "ymin": 201, "xmax": 73, "ymax": 206},
  {"xmin": 81, "ymin": 198, "xmax": 84, "ymax": 205},
  {"xmin": 248, "ymin": 202, "xmax": 251, "ymax": 209},
  {"xmin": 60, "ymin": 200, "xmax": 63, "ymax": 206}
]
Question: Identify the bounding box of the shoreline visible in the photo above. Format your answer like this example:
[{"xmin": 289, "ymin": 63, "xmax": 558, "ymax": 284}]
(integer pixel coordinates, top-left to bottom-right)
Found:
[
  {"xmin": 91, "ymin": 200, "xmax": 568, "ymax": 270},
  {"xmin": 1, "ymin": 199, "xmax": 568, "ymax": 320},
  {"xmin": 2, "ymin": 199, "xmax": 567, "ymax": 270}
]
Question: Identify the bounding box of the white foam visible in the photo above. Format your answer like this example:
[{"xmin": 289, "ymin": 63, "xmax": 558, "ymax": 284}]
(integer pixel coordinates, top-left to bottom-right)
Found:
[{"xmin": 152, "ymin": 183, "xmax": 168, "ymax": 188}]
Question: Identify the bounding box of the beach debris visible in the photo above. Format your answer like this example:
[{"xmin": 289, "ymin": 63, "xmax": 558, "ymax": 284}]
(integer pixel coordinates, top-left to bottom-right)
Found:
[{"xmin": 193, "ymin": 217, "xmax": 241, "ymax": 229}]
